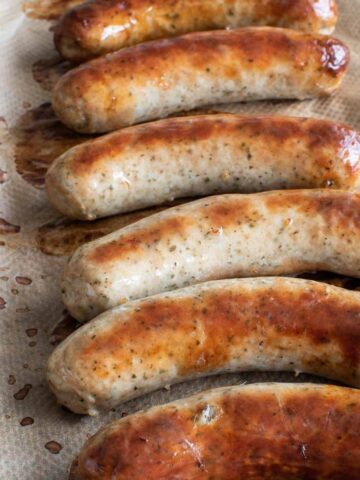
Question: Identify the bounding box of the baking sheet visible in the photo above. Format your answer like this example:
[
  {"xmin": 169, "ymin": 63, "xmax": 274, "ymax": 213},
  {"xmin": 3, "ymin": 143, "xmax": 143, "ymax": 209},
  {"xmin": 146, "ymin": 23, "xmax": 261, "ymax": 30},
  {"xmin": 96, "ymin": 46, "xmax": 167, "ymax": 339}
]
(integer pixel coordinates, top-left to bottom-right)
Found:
[{"xmin": 1, "ymin": 0, "xmax": 360, "ymax": 477}]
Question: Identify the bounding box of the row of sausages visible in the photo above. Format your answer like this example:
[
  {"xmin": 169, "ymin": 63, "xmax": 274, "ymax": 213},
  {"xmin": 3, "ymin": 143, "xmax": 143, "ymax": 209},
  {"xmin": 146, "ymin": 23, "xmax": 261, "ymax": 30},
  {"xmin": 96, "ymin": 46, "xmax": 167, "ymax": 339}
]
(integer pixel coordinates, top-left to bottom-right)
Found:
[{"xmin": 42, "ymin": 1, "xmax": 360, "ymax": 478}]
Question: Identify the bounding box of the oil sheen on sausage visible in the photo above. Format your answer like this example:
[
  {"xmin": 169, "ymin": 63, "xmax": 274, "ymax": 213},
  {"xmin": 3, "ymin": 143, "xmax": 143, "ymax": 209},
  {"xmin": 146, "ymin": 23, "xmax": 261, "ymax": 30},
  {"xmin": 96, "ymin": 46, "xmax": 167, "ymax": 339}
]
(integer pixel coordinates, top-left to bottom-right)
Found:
[
  {"xmin": 62, "ymin": 189, "xmax": 360, "ymax": 321},
  {"xmin": 52, "ymin": 28, "xmax": 350, "ymax": 133},
  {"xmin": 54, "ymin": 0, "xmax": 338, "ymax": 61},
  {"xmin": 45, "ymin": 114, "xmax": 360, "ymax": 220},
  {"xmin": 69, "ymin": 383, "xmax": 360, "ymax": 479},
  {"xmin": 48, "ymin": 277, "xmax": 360, "ymax": 415}
]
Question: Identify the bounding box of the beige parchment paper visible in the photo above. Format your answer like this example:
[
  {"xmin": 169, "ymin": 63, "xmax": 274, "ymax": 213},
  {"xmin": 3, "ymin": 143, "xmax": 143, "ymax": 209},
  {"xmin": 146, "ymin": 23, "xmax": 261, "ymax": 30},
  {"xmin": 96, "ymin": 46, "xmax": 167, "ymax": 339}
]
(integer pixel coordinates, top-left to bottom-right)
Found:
[{"xmin": 0, "ymin": 0, "xmax": 360, "ymax": 478}]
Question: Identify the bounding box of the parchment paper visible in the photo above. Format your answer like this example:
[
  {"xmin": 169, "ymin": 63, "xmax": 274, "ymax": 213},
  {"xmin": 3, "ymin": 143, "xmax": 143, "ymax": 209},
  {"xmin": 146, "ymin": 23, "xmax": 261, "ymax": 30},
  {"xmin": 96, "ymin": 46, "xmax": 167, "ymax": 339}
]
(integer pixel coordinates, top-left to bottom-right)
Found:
[{"xmin": 0, "ymin": 1, "xmax": 359, "ymax": 478}]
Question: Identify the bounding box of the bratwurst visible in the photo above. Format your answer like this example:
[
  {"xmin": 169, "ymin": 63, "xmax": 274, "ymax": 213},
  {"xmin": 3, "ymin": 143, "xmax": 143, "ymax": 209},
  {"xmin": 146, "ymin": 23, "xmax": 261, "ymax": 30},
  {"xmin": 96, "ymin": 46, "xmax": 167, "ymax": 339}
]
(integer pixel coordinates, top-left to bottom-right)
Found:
[
  {"xmin": 46, "ymin": 114, "xmax": 360, "ymax": 220},
  {"xmin": 69, "ymin": 383, "xmax": 360, "ymax": 479},
  {"xmin": 54, "ymin": 0, "xmax": 338, "ymax": 61},
  {"xmin": 49, "ymin": 277, "xmax": 360, "ymax": 415},
  {"xmin": 62, "ymin": 189, "xmax": 360, "ymax": 321},
  {"xmin": 52, "ymin": 28, "xmax": 349, "ymax": 133}
]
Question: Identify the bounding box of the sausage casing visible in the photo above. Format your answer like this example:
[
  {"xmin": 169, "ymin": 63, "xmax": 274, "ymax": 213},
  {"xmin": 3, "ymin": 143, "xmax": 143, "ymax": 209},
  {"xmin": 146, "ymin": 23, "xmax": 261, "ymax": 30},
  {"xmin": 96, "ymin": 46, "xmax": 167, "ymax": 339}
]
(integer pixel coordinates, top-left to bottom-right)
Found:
[
  {"xmin": 48, "ymin": 277, "xmax": 360, "ymax": 415},
  {"xmin": 52, "ymin": 28, "xmax": 349, "ymax": 133},
  {"xmin": 54, "ymin": 0, "xmax": 338, "ymax": 61},
  {"xmin": 45, "ymin": 114, "xmax": 360, "ymax": 220},
  {"xmin": 62, "ymin": 190, "xmax": 360, "ymax": 321},
  {"xmin": 69, "ymin": 383, "xmax": 360, "ymax": 479}
]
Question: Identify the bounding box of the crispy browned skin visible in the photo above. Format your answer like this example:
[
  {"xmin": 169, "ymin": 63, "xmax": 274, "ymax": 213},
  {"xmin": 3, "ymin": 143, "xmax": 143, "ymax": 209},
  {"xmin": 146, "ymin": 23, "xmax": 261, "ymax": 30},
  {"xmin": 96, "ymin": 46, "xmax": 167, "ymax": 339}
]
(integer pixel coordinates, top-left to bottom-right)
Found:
[
  {"xmin": 52, "ymin": 28, "xmax": 350, "ymax": 134},
  {"xmin": 69, "ymin": 383, "xmax": 360, "ymax": 479},
  {"xmin": 54, "ymin": 0, "xmax": 338, "ymax": 61},
  {"xmin": 48, "ymin": 278, "xmax": 360, "ymax": 415},
  {"xmin": 73, "ymin": 279, "xmax": 360, "ymax": 380}
]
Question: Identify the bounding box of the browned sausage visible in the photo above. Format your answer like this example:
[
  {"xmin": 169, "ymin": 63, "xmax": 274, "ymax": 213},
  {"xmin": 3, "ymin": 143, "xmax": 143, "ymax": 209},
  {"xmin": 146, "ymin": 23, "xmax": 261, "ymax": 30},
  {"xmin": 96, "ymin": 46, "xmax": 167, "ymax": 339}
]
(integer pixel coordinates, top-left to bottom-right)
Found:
[
  {"xmin": 52, "ymin": 28, "xmax": 349, "ymax": 133},
  {"xmin": 54, "ymin": 0, "xmax": 338, "ymax": 61},
  {"xmin": 48, "ymin": 277, "xmax": 360, "ymax": 415},
  {"xmin": 45, "ymin": 114, "xmax": 360, "ymax": 220},
  {"xmin": 62, "ymin": 190, "xmax": 360, "ymax": 322},
  {"xmin": 69, "ymin": 383, "xmax": 360, "ymax": 479}
]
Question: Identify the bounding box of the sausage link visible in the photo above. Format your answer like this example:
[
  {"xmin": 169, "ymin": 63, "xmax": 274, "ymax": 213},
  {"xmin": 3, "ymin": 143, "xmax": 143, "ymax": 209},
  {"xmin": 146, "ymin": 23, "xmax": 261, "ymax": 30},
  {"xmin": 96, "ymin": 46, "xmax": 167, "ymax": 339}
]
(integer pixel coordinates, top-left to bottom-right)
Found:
[
  {"xmin": 46, "ymin": 114, "xmax": 360, "ymax": 220},
  {"xmin": 62, "ymin": 190, "xmax": 360, "ymax": 321},
  {"xmin": 52, "ymin": 28, "xmax": 349, "ymax": 133},
  {"xmin": 69, "ymin": 383, "xmax": 360, "ymax": 479},
  {"xmin": 54, "ymin": 0, "xmax": 338, "ymax": 61},
  {"xmin": 48, "ymin": 277, "xmax": 360, "ymax": 414}
]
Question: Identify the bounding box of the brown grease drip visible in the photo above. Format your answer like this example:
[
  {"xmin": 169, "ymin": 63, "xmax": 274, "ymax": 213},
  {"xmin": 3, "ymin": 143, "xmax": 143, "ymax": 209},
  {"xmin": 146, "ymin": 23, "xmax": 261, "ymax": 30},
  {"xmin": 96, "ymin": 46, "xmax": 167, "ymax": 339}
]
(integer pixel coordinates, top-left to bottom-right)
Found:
[
  {"xmin": 50, "ymin": 313, "xmax": 81, "ymax": 345},
  {"xmin": 13, "ymin": 103, "xmax": 90, "ymax": 188},
  {"xmin": 45, "ymin": 440, "xmax": 63, "ymax": 454},
  {"xmin": 25, "ymin": 328, "xmax": 38, "ymax": 337},
  {"xmin": 16, "ymin": 276, "xmax": 32, "ymax": 285},
  {"xmin": 7, "ymin": 375, "xmax": 16, "ymax": 385},
  {"xmin": 20, "ymin": 417, "xmax": 34, "ymax": 427},
  {"xmin": 0, "ymin": 169, "xmax": 7, "ymax": 183},
  {"xmin": 13, "ymin": 384, "xmax": 32, "ymax": 400},
  {"xmin": 23, "ymin": 0, "xmax": 83, "ymax": 20},
  {"xmin": 16, "ymin": 307, "xmax": 30, "ymax": 313},
  {"xmin": 32, "ymin": 57, "xmax": 74, "ymax": 92},
  {"xmin": 0, "ymin": 219, "xmax": 21, "ymax": 234}
]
